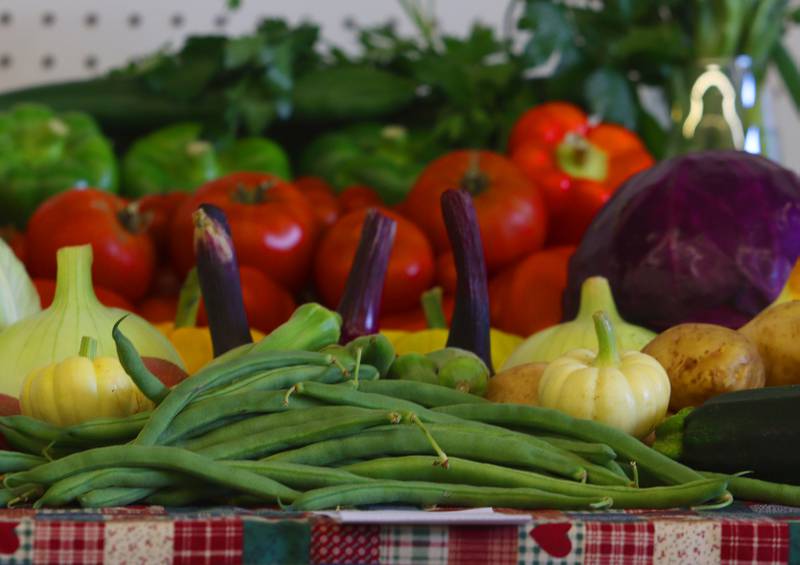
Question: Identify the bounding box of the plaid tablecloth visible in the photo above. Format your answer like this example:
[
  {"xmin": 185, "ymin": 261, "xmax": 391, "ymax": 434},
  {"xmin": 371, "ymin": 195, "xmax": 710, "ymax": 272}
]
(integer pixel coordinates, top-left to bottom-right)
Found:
[{"xmin": 0, "ymin": 502, "xmax": 798, "ymax": 564}]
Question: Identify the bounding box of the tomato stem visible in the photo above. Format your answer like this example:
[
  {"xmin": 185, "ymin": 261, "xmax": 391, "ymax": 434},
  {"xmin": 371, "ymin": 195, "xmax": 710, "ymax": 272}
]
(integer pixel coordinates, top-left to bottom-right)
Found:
[
  {"xmin": 459, "ymin": 151, "xmax": 490, "ymax": 195},
  {"xmin": 421, "ymin": 287, "xmax": 448, "ymax": 329}
]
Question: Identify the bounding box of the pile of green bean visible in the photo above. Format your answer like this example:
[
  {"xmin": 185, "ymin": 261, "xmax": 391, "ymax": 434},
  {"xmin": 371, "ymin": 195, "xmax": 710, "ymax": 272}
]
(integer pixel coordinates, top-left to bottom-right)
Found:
[{"xmin": 1, "ymin": 330, "xmax": 799, "ymax": 511}]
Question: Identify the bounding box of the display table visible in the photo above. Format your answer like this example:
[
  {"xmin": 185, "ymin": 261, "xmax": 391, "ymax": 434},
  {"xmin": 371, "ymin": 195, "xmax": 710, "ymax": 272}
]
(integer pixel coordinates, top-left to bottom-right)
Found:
[{"xmin": 0, "ymin": 502, "xmax": 797, "ymax": 564}]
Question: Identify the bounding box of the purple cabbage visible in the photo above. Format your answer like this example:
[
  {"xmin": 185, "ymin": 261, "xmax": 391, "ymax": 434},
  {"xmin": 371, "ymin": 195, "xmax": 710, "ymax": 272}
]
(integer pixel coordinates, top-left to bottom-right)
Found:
[{"xmin": 564, "ymin": 151, "xmax": 800, "ymax": 331}]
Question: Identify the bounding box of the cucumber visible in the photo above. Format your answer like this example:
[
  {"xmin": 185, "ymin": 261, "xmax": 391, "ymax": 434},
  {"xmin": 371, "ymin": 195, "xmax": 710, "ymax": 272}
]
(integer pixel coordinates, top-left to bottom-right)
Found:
[
  {"xmin": 292, "ymin": 67, "xmax": 417, "ymax": 121},
  {"xmin": 653, "ymin": 391, "xmax": 800, "ymax": 484}
]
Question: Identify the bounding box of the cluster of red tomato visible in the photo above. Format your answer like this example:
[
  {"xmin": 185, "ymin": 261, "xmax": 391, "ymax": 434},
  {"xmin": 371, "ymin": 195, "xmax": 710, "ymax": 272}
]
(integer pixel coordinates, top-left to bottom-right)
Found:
[{"xmin": 6, "ymin": 102, "xmax": 653, "ymax": 336}]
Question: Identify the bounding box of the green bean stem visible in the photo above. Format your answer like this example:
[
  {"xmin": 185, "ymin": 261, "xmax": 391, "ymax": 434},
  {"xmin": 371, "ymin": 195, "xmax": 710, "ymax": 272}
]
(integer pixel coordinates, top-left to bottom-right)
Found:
[{"xmin": 290, "ymin": 481, "xmax": 612, "ymax": 511}]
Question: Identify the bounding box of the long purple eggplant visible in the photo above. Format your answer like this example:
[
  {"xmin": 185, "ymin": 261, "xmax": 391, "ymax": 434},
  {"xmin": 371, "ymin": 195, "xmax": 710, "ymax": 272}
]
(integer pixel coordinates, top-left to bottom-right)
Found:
[
  {"xmin": 192, "ymin": 204, "xmax": 253, "ymax": 357},
  {"xmin": 441, "ymin": 189, "xmax": 493, "ymax": 373},
  {"xmin": 337, "ymin": 208, "xmax": 397, "ymax": 344}
]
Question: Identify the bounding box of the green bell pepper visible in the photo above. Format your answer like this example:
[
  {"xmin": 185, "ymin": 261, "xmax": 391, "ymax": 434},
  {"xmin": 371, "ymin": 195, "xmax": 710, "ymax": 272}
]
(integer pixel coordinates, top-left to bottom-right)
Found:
[
  {"xmin": 121, "ymin": 122, "xmax": 219, "ymax": 197},
  {"xmin": 0, "ymin": 103, "xmax": 117, "ymax": 227},
  {"xmin": 299, "ymin": 123, "xmax": 439, "ymax": 205},
  {"xmin": 122, "ymin": 123, "xmax": 292, "ymax": 197},
  {"xmin": 218, "ymin": 137, "xmax": 291, "ymax": 180}
]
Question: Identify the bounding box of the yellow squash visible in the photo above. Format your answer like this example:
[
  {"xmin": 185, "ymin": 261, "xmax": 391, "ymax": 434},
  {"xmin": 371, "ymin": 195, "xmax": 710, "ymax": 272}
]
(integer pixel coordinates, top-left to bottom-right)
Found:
[
  {"xmin": 537, "ymin": 311, "xmax": 670, "ymax": 439},
  {"xmin": 20, "ymin": 336, "xmax": 152, "ymax": 427}
]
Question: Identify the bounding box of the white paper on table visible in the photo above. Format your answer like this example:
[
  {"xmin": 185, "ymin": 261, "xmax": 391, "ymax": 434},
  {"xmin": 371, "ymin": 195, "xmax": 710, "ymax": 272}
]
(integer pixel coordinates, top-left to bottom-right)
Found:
[{"xmin": 314, "ymin": 507, "xmax": 533, "ymax": 525}]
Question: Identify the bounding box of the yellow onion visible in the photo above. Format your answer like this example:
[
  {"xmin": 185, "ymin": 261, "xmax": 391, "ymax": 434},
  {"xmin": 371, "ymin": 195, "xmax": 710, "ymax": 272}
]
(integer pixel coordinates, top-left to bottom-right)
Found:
[
  {"xmin": 502, "ymin": 276, "xmax": 655, "ymax": 370},
  {"xmin": 0, "ymin": 245, "xmax": 184, "ymax": 397}
]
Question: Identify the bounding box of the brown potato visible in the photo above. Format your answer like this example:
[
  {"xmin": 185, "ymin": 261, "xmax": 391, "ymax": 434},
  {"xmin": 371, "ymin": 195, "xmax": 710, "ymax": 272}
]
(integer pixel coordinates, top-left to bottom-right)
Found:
[
  {"xmin": 642, "ymin": 323, "xmax": 764, "ymax": 411},
  {"xmin": 740, "ymin": 301, "xmax": 800, "ymax": 386},
  {"xmin": 487, "ymin": 362, "xmax": 547, "ymax": 405}
]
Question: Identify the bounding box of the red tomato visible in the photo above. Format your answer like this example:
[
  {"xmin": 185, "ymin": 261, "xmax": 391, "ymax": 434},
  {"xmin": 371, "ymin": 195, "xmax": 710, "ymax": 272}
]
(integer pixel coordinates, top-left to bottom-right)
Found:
[
  {"xmin": 402, "ymin": 150, "xmax": 548, "ymax": 274},
  {"xmin": 136, "ymin": 192, "xmax": 189, "ymax": 261},
  {"xmin": 508, "ymin": 102, "xmax": 589, "ymax": 152},
  {"xmin": 314, "ymin": 207, "xmax": 435, "ymax": 315},
  {"xmin": 489, "ymin": 246, "xmax": 575, "ymax": 336},
  {"xmin": 293, "ymin": 176, "xmax": 340, "ymax": 231},
  {"xmin": 0, "ymin": 226, "xmax": 26, "ymax": 264},
  {"xmin": 435, "ymin": 252, "xmax": 458, "ymax": 295},
  {"xmin": 26, "ymin": 189, "xmax": 156, "ymax": 301},
  {"xmin": 197, "ymin": 265, "xmax": 296, "ymax": 334},
  {"xmin": 147, "ymin": 267, "xmax": 183, "ymax": 298},
  {"xmin": 171, "ymin": 173, "xmax": 316, "ymax": 293},
  {"xmin": 338, "ymin": 185, "xmax": 383, "ymax": 213},
  {"xmin": 380, "ymin": 294, "xmax": 455, "ymax": 331},
  {"xmin": 33, "ymin": 278, "xmax": 134, "ymax": 311},
  {"xmin": 137, "ymin": 296, "xmax": 178, "ymax": 324}
]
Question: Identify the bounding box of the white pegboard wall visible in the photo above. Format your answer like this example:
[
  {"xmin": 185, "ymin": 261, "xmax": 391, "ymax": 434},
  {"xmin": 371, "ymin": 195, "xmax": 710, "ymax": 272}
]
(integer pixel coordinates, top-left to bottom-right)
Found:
[{"xmin": 0, "ymin": 0, "xmax": 796, "ymax": 171}]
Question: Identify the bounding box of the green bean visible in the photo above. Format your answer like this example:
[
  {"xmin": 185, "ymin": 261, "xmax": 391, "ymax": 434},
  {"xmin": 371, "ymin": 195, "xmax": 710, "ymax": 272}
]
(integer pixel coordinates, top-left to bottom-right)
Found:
[
  {"xmin": 0, "ymin": 450, "xmax": 46, "ymax": 472},
  {"xmin": 0, "ymin": 489, "xmax": 17, "ymax": 507},
  {"xmin": 113, "ymin": 319, "xmax": 170, "ymax": 404},
  {"xmin": 79, "ymin": 487, "xmax": 156, "ymax": 508},
  {"xmin": 161, "ymin": 389, "xmax": 320, "ymax": 445},
  {"xmin": 701, "ymin": 472, "xmax": 800, "ymax": 507},
  {"xmin": 182, "ymin": 406, "xmax": 387, "ymax": 451},
  {"xmin": 603, "ymin": 459, "xmax": 632, "ymax": 480},
  {"xmin": 195, "ymin": 364, "xmax": 347, "ymax": 402},
  {"xmin": 56, "ymin": 412, "xmax": 151, "ymax": 445},
  {"xmin": 289, "ymin": 381, "xmax": 458, "ymax": 421},
  {"xmin": 197, "ymin": 410, "xmax": 402, "ymax": 460},
  {"xmin": 0, "ymin": 416, "xmax": 61, "ymax": 444},
  {"xmin": 36, "ymin": 468, "xmax": 187, "ymax": 508},
  {"xmin": 267, "ymin": 426, "xmax": 586, "ymax": 481},
  {"xmin": 535, "ymin": 436, "xmax": 616, "ymax": 465},
  {"xmin": 342, "ymin": 456, "xmax": 729, "ymax": 509},
  {"xmin": 135, "ymin": 350, "xmax": 337, "ymax": 445},
  {"xmin": 227, "ymin": 461, "xmax": 373, "ymax": 490},
  {"xmin": 5, "ymin": 445, "xmax": 299, "ymax": 503},
  {"xmin": 290, "ymin": 481, "xmax": 613, "ymax": 511},
  {"xmin": 357, "ymin": 379, "xmax": 489, "ymax": 407},
  {"xmin": 0, "ymin": 427, "xmax": 52, "ymax": 457},
  {"xmin": 435, "ymin": 404, "xmax": 704, "ymax": 485}
]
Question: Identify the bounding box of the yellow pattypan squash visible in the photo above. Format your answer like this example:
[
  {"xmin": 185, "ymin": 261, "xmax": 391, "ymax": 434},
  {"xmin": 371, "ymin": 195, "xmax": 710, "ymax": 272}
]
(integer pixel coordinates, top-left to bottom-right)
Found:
[
  {"xmin": 537, "ymin": 311, "xmax": 670, "ymax": 439},
  {"xmin": 20, "ymin": 336, "xmax": 153, "ymax": 427}
]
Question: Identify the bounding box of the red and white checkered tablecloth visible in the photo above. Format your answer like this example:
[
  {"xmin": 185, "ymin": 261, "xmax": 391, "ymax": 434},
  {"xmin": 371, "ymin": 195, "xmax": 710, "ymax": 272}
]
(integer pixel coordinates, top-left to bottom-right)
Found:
[{"xmin": 0, "ymin": 501, "xmax": 797, "ymax": 564}]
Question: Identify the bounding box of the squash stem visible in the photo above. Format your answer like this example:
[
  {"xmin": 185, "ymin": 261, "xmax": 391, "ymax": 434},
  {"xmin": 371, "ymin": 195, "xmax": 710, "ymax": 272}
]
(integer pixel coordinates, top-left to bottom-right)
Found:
[
  {"xmin": 592, "ymin": 311, "xmax": 620, "ymax": 367},
  {"xmin": 79, "ymin": 336, "xmax": 97, "ymax": 361},
  {"xmin": 173, "ymin": 269, "xmax": 201, "ymax": 329},
  {"xmin": 51, "ymin": 245, "xmax": 102, "ymax": 311},
  {"xmin": 421, "ymin": 287, "xmax": 448, "ymax": 329}
]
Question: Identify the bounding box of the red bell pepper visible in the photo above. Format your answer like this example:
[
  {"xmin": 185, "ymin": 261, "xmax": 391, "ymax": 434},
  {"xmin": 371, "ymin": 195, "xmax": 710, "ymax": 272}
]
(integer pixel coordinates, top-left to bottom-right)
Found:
[{"xmin": 509, "ymin": 102, "xmax": 654, "ymax": 245}]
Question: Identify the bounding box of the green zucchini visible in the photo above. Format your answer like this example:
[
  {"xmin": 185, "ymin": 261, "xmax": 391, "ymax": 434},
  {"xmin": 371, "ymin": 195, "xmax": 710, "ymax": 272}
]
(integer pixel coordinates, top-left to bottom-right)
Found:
[{"xmin": 653, "ymin": 390, "xmax": 800, "ymax": 484}]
